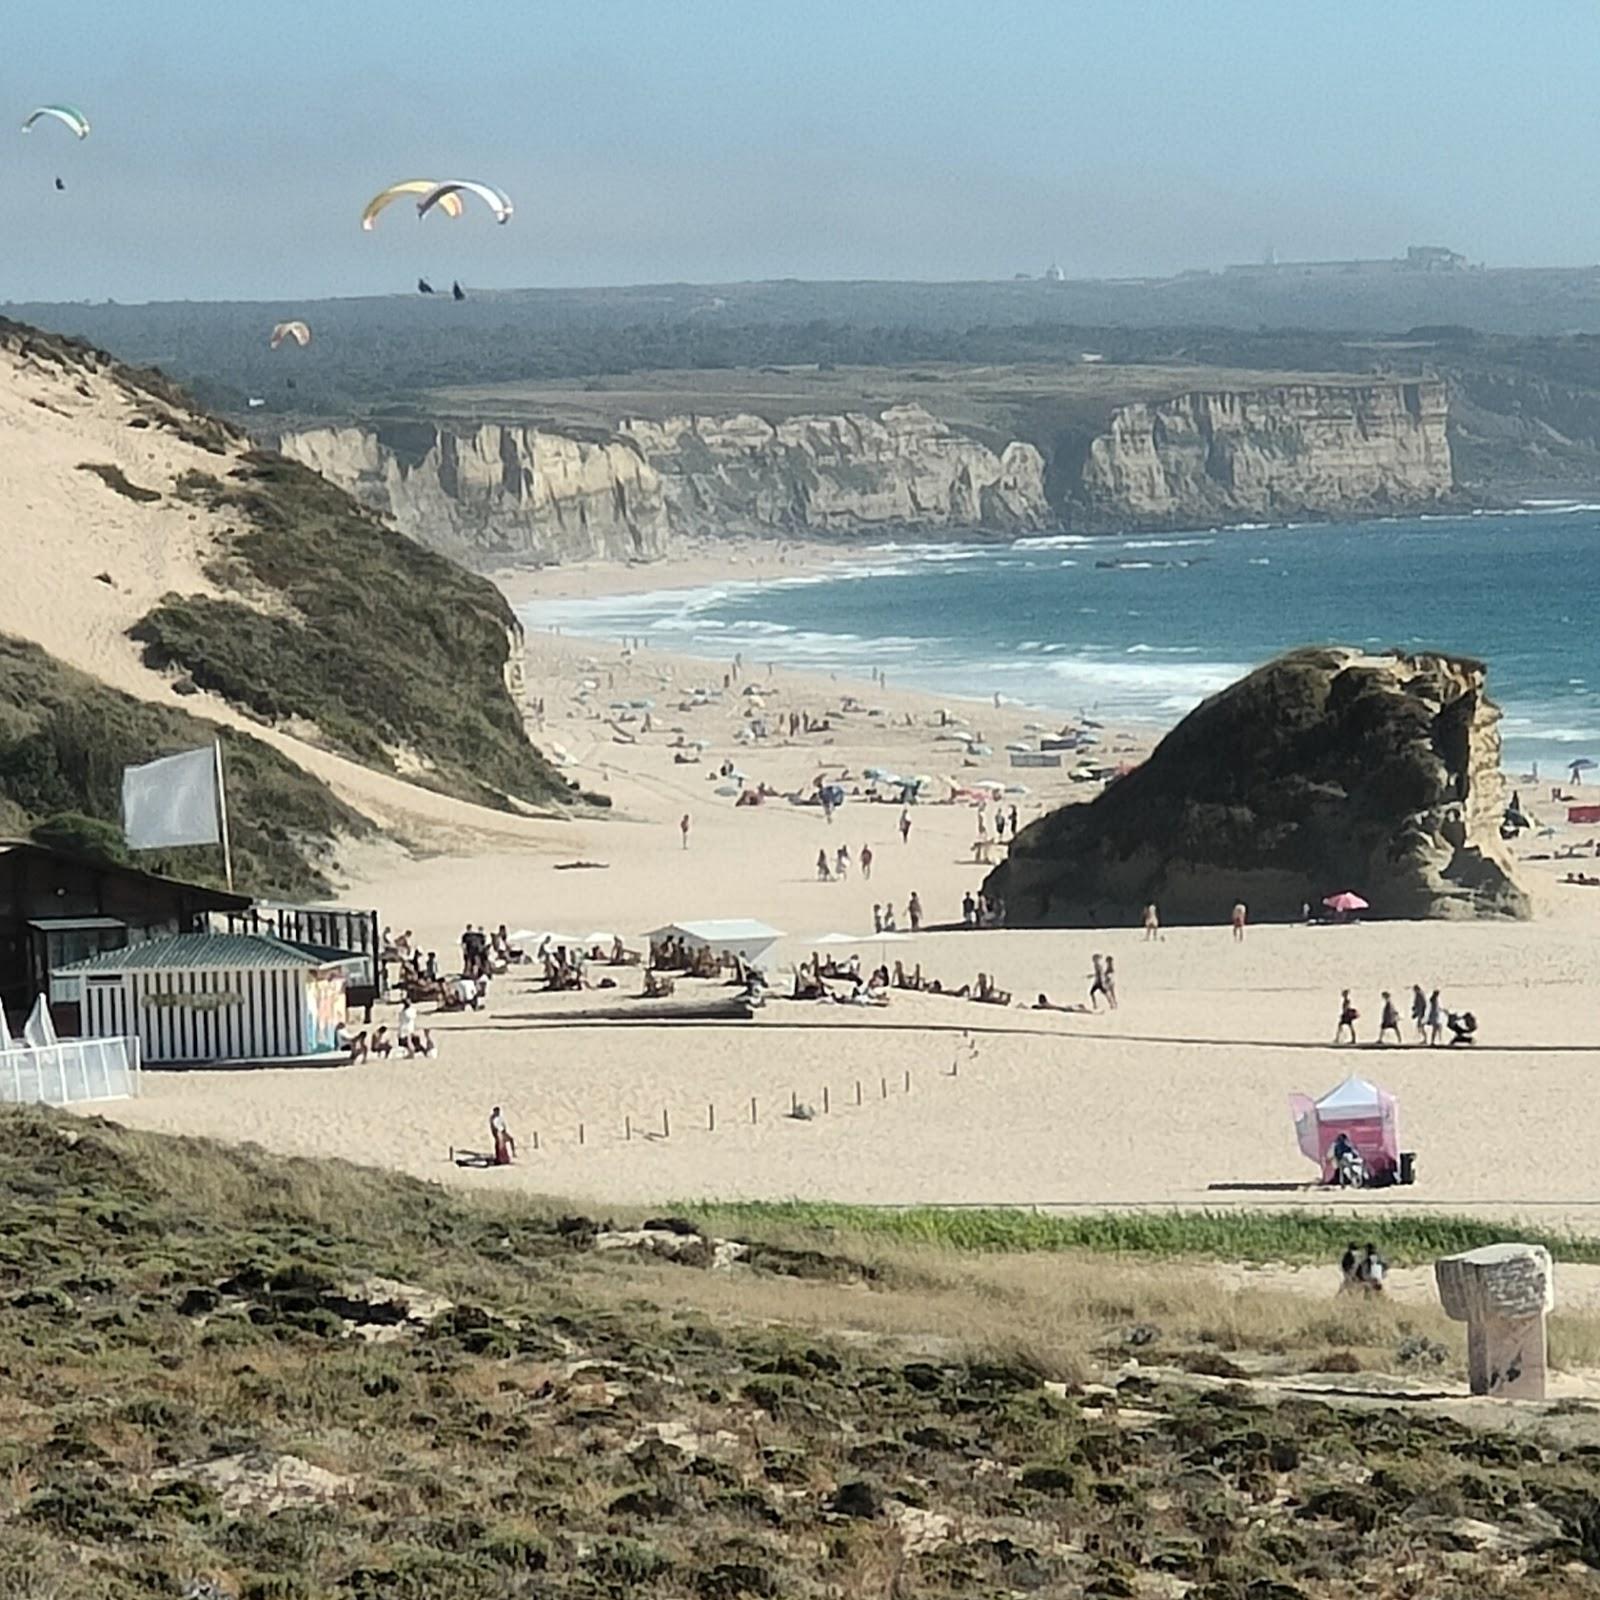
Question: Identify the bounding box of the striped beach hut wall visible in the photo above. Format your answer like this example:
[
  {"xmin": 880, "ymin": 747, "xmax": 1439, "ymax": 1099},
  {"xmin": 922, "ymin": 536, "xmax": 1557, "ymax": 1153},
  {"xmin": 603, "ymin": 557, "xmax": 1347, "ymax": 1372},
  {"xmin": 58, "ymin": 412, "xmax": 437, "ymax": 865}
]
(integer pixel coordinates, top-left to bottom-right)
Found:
[{"xmin": 56, "ymin": 934, "xmax": 361, "ymax": 1066}]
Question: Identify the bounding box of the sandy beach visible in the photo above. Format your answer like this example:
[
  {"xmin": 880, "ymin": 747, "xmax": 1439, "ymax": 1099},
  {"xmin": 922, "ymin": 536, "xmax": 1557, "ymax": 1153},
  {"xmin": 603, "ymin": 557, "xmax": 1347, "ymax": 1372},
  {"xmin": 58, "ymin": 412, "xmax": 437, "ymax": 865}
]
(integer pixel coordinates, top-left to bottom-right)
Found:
[{"xmin": 102, "ymin": 557, "xmax": 1600, "ymax": 1227}]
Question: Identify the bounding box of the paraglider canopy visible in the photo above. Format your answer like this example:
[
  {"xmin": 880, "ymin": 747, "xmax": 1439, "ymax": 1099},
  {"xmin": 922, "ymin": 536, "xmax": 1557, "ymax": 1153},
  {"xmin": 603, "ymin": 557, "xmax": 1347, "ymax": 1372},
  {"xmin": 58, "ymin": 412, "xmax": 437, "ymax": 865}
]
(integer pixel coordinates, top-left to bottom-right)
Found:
[
  {"xmin": 22, "ymin": 105, "xmax": 89, "ymax": 139},
  {"xmin": 360, "ymin": 180, "xmax": 463, "ymax": 230},
  {"xmin": 416, "ymin": 179, "xmax": 512, "ymax": 224},
  {"xmin": 269, "ymin": 320, "xmax": 312, "ymax": 350}
]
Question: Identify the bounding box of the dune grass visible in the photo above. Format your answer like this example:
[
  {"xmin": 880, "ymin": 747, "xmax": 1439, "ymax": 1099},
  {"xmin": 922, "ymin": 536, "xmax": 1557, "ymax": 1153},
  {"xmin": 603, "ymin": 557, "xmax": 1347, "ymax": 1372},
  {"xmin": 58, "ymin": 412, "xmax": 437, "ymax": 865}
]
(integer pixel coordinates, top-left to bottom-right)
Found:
[
  {"xmin": 0, "ymin": 632, "xmax": 366, "ymax": 897},
  {"xmin": 6, "ymin": 1108, "xmax": 1600, "ymax": 1599},
  {"xmin": 136, "ymin": 451, "xmax": 572, "ymax": 810},
  {"xmin": 684, "ymin": 1200, "xmax": 1600, "ymax": 1267}
]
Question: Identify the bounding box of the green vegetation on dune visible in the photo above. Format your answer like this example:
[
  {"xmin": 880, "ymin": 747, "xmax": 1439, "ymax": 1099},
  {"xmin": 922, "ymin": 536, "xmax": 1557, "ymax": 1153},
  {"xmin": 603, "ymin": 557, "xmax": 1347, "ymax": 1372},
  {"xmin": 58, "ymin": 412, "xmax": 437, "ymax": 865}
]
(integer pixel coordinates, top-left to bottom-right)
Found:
[
  {"xmin": 5, "ymin": 1108, "xmax": 1600, "ymax": 1598},
  {"xmin": 0, "ymin": 633, "xmax": 366, "ymax": 896},
  {"xmin": 131, "ymin": 452, "xmax": 570, "ymax": 810},
  {"xmin": 687, "ymin": 1201, "xmax": 1600, "ymax": 1267}
]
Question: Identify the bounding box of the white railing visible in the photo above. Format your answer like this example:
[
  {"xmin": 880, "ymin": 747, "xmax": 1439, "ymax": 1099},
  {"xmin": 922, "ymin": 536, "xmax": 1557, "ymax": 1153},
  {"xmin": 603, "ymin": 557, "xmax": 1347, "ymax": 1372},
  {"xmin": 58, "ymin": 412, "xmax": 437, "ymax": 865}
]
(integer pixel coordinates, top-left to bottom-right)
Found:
[{"xmin": 0, "ymin": 1036, "xmax": 141, "ymax": 1106}]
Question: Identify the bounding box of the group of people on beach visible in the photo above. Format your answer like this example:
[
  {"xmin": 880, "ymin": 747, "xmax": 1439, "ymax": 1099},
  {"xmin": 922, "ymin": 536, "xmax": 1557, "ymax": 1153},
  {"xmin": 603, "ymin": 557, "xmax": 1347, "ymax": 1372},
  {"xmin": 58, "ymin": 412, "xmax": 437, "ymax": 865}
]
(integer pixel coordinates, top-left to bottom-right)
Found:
[
  {"xmin": 339, "ymin": 1003, "xmax": 438, "ymax": 1063},
  {"xmin": 1335, "ymin": 985, "xmax": 1474, "ymax": 1046},
  {"xmin": 962, "ymin": 890, "xmax": 1002, "ymax": 928},
  {"xmin": 1338, "ymin": 1240, "xmax": 1388, "ymax": 1293},
  {"xmin": 872, "ymin": 896, "xmax": 922, "ymax": 933}
]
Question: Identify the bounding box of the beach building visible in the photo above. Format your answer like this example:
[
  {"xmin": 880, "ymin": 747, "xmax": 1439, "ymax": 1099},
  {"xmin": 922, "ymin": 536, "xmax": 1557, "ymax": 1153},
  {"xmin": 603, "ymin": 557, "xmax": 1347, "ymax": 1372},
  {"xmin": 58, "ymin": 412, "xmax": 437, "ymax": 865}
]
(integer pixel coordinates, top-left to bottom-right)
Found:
[
  {"xmin": 57, "ymin": 933, "xmax": 363, "ymax": 1067},
  {"xmin": 0, "ymin": 840, "xmax": 250, "ymax": 1031},
  {"xmin": 212, "ymin": 901, "xmax": 383, "ymax": 1018},
  {"xmin": 649, "ymin": 920, "xmax": 784, "ymax": 966}
]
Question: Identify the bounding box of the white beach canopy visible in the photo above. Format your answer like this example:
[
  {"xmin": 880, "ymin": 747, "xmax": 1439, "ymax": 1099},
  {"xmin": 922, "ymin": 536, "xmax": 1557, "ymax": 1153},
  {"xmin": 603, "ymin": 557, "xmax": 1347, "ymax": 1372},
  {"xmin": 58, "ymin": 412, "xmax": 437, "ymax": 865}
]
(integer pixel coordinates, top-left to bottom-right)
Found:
[{"xmin": 651, "ymin": 919, "xmax": 784, "ymax": 964}]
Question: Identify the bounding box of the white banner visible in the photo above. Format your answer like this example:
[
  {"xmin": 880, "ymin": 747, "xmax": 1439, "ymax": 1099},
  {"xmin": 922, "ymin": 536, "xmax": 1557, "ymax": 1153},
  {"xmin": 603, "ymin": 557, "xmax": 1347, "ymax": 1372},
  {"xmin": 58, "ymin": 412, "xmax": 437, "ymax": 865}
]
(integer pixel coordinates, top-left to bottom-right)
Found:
[{"xmin": 122, "ymin": 746, "xmax": 221, "ymax": 851}]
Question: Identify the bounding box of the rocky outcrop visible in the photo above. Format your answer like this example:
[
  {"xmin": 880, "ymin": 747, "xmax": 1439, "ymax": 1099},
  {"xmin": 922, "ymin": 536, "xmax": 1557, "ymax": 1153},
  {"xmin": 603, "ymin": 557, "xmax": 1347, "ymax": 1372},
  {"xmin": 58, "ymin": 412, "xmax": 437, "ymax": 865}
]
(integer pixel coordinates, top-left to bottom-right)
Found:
[
  {"xmin": 279, "ymin": 421, "xmax": 671, "ymax": 566},
  {"xmin": 276, "ymin": 405, "xmax": 1049, "ymax": 565},
  {"xmin": 987, "ymin": 648, "xmax": 1528, "ymax": 926},
  {"xmin": 277, "ymin": 381, "xmax": 1451, "ymax": 566},
  {"xmin": 619, "ymin": 405, "xmax": 1049, "ymax": 534},
  {"xmin": 1070, "ymin": 381, "xmax": 1452, "ymax": 525}
]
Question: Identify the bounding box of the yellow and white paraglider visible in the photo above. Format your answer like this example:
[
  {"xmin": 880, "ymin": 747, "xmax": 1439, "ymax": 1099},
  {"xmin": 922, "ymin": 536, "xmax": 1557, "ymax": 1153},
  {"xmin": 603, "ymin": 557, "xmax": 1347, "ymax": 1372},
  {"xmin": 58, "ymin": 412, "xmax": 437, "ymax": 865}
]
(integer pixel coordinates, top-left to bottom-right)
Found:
[
  {"xmin": 360, "ymin": 180, "xmax": 463, "ymax": 231},
  {"xmin": 22, "ymin": 104, "xmax": 90, "ymax": 139},
  {"xmin": 269, "ymin": 320, "xmax": 312, "ymax": 350},
  {"xmin": 416, "ymin": 180, "xmax": 512, "ymax": 225}
]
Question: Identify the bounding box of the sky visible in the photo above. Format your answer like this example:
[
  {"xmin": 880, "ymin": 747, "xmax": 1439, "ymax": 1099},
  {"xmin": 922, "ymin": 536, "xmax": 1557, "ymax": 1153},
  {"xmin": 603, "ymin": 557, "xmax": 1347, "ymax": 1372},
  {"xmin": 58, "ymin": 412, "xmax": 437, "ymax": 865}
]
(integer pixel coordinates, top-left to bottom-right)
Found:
[{"xmin": 4, "ymin": 0, "xmax": 1600, "ymax": 302}]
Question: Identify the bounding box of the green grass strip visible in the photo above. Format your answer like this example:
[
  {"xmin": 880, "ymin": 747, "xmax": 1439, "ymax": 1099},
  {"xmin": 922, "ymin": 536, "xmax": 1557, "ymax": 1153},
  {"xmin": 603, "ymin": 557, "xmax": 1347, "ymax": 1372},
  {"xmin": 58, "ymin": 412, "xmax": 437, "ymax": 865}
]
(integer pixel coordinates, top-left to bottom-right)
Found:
[{"xmin": 682, "ymin": 1201, "xmax": 1600, "ymax": 1267}]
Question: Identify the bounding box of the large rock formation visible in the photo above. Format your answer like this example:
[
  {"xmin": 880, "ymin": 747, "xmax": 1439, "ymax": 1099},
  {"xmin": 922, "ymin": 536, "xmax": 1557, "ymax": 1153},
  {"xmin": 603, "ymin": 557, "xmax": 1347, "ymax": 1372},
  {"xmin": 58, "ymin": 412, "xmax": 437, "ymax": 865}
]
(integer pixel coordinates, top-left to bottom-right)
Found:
[
  {"xmin": 276, "ymin": 405, "xmax": 1049, "ymax": 566},
  {"xmin": 620, "ymin": 405, "xmax": 1049, "ymax": 535},
  {"xmin": 1072, "ymin": 381, "xmax": 1452, "ymax": 526},
  {"xmin": 275, "ymin": 380, "xmax": 1452, "ymax": 569},
  {"xmin": 280, "ymin": 420, "xmax": 672, "ymax": 566},
  {"xmin": 987, "ymin": 648, "xmax": 1529, "ymax": 926}
]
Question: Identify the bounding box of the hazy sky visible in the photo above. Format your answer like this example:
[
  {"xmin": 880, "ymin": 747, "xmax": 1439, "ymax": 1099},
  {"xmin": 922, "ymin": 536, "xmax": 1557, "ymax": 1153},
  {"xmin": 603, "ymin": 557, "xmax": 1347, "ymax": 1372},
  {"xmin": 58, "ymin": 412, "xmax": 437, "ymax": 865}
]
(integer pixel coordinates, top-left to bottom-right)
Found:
[{"xmin": 5, "ymin": 0, "xmax": 1598, "ymax": 301}]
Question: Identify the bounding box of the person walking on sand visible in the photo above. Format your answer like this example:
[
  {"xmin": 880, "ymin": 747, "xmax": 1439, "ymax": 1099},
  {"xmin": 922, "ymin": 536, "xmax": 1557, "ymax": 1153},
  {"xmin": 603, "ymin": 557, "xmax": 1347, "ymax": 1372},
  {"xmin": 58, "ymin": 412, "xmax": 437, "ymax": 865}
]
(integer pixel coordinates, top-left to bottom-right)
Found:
[
  {"xmin": 908, "ymin": 891, "xmax": 923, "ymax": 933},
  {"xmin": 1142, "ymin": 903, "xmax": 1162, "ymax": 941},
  {"xmin": 899, "ymin": 807, "xmax": 912, "ymax": 845},
  {"xmin": 873, "ymin": 903, "xmax": 884, "ymax": 933},
  {"xmin": 835, "ymin": 844, "xmax": 851, "ymax": 880},
  {"xmin": 1426, "ymin": 987, "xmax": 1444, "ymax": 1047},
  {"xmin": 1231, "ymin": 902, "xmax": 1247, "ymax": 942},
  {"xmin": 1377, "ymin": 990, "xmax": 1402, "ymax": 1045},
  {"xmin": 1102, "ymin": 955, "xmax": 1118, "ymax": 1010},
  {"xmin": 1334, "ymin": 988, "xmax": 1359, "ymax": 1045},
  {"xmin": 860, "ymin": 842, "xmax": 873, "ymax": 881},
  {"xmin": 1089, "ymin": 953, "xmax": 1109, "ymax": 1010},
  {"xmin": 816, "ymin": 848, "xmax": 832, "ymax": 882},
  {"xmin": 1410, "ymin": 983, "xmax": 1428, "ymax": 1042},
  {"xmin": 680, "ymin": 813, "xmax": 691, "ymax": 850}
]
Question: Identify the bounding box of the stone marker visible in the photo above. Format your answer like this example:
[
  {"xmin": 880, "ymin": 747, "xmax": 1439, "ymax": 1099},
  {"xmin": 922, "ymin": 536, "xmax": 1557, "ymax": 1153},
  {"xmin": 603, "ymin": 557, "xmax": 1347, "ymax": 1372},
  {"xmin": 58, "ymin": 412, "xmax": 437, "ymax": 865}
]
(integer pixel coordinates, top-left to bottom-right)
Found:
[{"xmin": 1434, "ymin": 1243, "xmax": 1553, "ymax": 1400}]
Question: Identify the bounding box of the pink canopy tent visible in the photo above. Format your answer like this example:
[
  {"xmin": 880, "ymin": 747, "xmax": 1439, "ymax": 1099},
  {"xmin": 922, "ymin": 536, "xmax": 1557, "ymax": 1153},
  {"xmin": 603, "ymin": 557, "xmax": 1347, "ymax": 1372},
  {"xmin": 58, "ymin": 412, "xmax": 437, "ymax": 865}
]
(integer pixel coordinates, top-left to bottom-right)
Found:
[{"xmin": 1290, "ymin": 1075, "xmax": 1400, "ymax": 1183}]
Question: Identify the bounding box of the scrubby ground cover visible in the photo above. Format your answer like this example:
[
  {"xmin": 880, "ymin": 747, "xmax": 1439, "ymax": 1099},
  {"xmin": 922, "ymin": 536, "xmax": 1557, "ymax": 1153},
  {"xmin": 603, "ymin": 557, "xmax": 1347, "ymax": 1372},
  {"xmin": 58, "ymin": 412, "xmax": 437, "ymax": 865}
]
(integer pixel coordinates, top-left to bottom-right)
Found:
[
  {"xmin": 133, "ymin": 452, "xmax": 569, "ymax": 811},
  {"xmin": 0, "ymin": 634, "xmax": 365, "ymax": 897},
  {"xmin": 4, "ymin": 1108, "xmax": 1600, "ymax": 1597}
]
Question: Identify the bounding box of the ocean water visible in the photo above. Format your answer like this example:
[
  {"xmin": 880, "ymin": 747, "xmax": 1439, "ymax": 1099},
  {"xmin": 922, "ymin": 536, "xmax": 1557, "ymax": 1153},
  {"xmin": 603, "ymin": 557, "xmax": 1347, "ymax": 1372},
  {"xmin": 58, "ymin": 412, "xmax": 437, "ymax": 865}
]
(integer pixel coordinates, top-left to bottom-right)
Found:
[{"xmin": 518, "ymin": 508, "xmax": 1600, "ymax": 770}]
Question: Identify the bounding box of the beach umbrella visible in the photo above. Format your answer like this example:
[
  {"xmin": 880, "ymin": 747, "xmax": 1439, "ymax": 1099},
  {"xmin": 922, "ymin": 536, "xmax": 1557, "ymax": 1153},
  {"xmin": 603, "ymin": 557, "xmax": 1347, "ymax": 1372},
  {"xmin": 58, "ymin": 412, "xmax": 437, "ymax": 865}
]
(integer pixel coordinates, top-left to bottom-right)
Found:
[{"xmin": 1322, "ymin": 891, "xmax": 1369, "ymax": 913}]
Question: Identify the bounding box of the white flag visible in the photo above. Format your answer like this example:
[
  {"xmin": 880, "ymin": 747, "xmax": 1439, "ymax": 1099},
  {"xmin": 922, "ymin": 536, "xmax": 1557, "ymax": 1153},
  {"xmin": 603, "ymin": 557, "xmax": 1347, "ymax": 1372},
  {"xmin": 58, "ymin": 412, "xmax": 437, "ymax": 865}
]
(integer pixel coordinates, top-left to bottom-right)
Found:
[
  {"xmin": 122, "ymin": 746, "xmax": 221, "ymax": 851},
  {"xmin": 24, "ymin": 995, "xmax": 57, "ymax": 1050}
]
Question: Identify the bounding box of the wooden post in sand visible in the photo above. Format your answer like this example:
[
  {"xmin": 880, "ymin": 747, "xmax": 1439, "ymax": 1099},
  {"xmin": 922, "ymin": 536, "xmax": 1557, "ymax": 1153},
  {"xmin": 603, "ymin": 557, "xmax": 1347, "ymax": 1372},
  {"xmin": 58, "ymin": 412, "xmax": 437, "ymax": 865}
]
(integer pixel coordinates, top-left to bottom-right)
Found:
[
  {"xmin": 708, "ymin": 1103, "xmax": 715, "ymax": 1132},
  {"xmin": 532, "ymin": 1130, "xmax": 539, "ymax": 1151},
  {"xmin": 822, "ymin": 1086, "xmax": 830, "ymax": 1114},
  {"xmin": 791, "ymin": 1089, "xmax": 798, "ymax": 1116},
  {"xmin": 904, "ymin": 1069, "xmax": 911, "ymax": 1093},
  {"xmin": 661, "ymin": 1107, "xmax": 670, "ymax": 1139},
  {"xmin": 625, "ymin": 1115, "xmax": 632, "ymax": 1142},
  {"xmin": 880, "ymin": 1076, "xmax": 888, "ymax": 1100},
  {"xmin": 855, "ymin": 1079, "xmax": 863, "ymax": 1105},
  {"xmin": 750, "ymin": 1096, "xmax": 757, "ymax": 1124},
  {"xmin": 578, "ymin": 1122, "xmax": 585, "ymax": 1147}
]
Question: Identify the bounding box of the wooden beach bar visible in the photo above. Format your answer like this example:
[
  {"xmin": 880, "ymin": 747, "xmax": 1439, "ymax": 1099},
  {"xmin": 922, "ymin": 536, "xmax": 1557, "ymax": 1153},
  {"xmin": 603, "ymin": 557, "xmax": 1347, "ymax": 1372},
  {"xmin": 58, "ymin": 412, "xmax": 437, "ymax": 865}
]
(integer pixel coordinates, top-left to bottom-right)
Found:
[{"xmin": 57, "ymin": 933, "xmax": 363, "ymax": 1067}]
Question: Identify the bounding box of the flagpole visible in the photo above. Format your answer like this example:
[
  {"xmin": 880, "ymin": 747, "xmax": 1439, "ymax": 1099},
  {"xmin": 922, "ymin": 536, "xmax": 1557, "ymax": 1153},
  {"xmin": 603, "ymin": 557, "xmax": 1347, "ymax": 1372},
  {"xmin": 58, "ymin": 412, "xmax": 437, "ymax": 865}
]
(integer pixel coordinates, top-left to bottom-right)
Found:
[{"xmin": 213, "ymin": 740, "xmax": 235, "ymax": 893}]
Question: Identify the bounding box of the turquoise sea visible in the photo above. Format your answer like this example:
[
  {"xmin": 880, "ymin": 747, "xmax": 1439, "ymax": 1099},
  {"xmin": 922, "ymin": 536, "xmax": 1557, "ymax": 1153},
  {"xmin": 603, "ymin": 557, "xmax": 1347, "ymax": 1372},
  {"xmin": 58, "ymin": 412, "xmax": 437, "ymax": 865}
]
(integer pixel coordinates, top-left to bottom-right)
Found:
[{"xmin": 518, "ymin": 508, "xmax": 1600, "ymax": 772}]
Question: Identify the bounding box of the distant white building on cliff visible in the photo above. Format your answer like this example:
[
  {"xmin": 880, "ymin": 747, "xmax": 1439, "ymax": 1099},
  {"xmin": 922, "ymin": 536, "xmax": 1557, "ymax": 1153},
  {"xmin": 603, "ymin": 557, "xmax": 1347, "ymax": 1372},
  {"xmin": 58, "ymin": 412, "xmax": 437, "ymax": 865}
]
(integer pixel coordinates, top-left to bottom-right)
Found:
[
  {"xmin": 1223, "ymin": 244, "xmax": 1471, "ymax": 278},
  {"xmin": 1043, "ymin": 262, "xmax": 1065, "ymax": 282}
]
